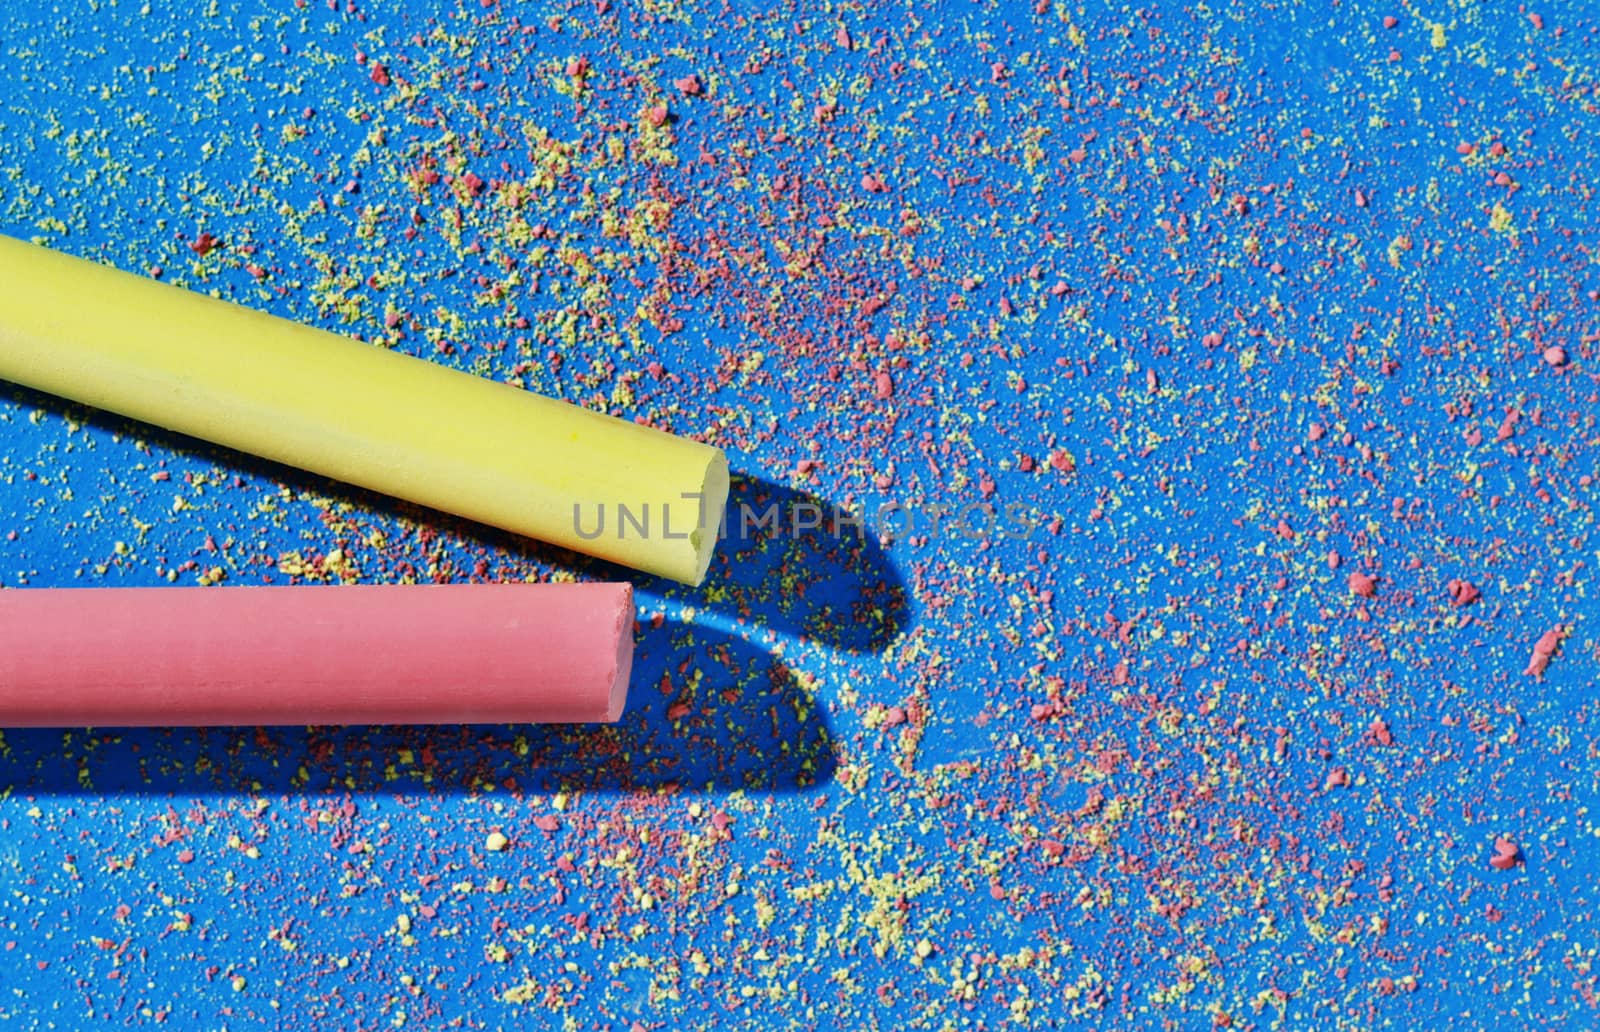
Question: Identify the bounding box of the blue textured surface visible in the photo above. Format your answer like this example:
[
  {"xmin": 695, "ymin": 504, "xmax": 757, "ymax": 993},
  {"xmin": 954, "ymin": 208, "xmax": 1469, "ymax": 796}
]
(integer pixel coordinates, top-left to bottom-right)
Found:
[{"xmin": 2, "ymin": 1, "xmax": 1600, "ymax": 1028}]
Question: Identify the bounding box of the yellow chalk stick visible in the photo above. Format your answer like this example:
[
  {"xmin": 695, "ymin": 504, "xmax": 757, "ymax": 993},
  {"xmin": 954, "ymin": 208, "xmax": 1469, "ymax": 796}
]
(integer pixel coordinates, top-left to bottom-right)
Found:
[{"xmin": 0, "ymin": 235, "xmax": 727, "ymax": 584}]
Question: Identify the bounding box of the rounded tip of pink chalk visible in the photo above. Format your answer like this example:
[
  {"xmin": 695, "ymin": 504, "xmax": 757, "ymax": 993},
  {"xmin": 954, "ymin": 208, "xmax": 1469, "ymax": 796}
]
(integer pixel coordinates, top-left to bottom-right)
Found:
[{"xmin": 606, "ymin": 584, "xmax": 635, "ymax": 722}]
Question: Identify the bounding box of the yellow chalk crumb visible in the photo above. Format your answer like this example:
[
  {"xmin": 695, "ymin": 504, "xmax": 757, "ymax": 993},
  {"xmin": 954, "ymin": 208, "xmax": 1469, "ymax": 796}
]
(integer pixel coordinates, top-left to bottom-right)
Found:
[
  {"xmin": 500, "ymin": 978, "xmax": 540, "ymax": 1004},
  {"xmin": 1489, "ymin": 203, "xmax": 1515, "ymax": 234}
]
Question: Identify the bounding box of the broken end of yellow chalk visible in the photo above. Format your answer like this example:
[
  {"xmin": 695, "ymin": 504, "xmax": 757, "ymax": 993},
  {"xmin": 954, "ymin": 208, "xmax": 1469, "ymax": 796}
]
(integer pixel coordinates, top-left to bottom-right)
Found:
[{"xmin": 686, "ymin": 448, "xmax": 731, "ymax": 586}]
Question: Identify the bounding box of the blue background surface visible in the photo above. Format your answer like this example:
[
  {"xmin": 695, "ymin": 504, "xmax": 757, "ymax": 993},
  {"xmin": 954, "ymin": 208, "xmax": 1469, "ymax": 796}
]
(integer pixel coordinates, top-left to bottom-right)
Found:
[{"xmin": 2, "ymin": 1, "xmax": 1599, "ymax": 1028}]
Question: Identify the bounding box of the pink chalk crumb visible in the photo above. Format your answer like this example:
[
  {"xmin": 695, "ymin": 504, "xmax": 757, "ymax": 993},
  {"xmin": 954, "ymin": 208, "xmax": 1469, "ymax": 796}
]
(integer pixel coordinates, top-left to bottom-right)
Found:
[
  {"xmin": 674, "ymin": 74, "xmax": 703, "ymax": 95},
  {"xmin": 1525, "ymin": 626, "xmax": 1565, "ymax": 677},
  {"xmin": 1383, "ymin": 15, "xmax": 1398, "ymax": 28},
  {"xmin": 873, "ymin": 371, "xmax": 895, "ymax": 399},
  {"xmin": 1347, "ymin": 572, "xmax": 1377, "ymax": 598},
  {"xmin": 861, "ymin": 172, "xmax": 889, "ymax": 194},
  {"xmin": 1496, "ymin": 408, "xmax": 1520, "ymax": 442},
  {"xmin": 1049, "ymin": 449, "xmax": 1075, "ymax": 474},
  {"xmin": 1489, "ymin": 838, "xmax": 1520, "ymax": 870},
  {"xmin": 1543, "ymin": 346, "xmax": 1567, "ymax": 368},
  {"xmin": 1447, "ymin": 578, "xmax": 1480, "ymax": 607},
  {"xmin": 644, "ymin": 105, "xmax": 669, "ymax": 127}
]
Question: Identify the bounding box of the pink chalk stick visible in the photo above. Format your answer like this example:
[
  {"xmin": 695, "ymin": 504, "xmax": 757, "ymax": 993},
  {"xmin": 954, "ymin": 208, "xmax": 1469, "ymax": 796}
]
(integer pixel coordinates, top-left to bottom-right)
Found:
[{"xmin": 0, "ymin": 583, "xmax": 633, "ymax": 727}]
